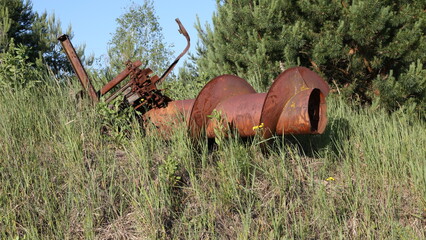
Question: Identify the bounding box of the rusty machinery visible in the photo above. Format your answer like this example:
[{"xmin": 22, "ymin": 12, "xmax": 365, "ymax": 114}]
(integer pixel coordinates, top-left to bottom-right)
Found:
[{"xmin": 58, "ymin": 19, "xmax": 330, "ymax": 140}]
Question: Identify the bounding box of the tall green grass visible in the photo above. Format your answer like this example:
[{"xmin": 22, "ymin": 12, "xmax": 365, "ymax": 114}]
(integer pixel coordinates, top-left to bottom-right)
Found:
[{"xmin": 0, "ymin": 78, "xmax": 425, "ymax": 239}]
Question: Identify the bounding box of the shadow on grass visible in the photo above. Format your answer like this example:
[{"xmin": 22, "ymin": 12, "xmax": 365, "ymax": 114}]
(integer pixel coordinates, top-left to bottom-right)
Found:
[
  {"xmin": 201, "ymin": 117, "xmax": 351, "ymax": 161},
  {"xmin": 274, "ymin": 117, "xmax": 351, "ymax": 158}
]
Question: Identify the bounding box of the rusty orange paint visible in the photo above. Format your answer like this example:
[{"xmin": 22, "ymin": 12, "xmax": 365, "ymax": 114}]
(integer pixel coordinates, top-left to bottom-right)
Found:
[
  {"xmin": 260, "ymin": 67, "xmax": 329, "ymax": 139},
  {"xmin": 276, "ymin": 88, "xmax": 327, "ymax": 135},
  {"xmin": 144, "ymin": 99, "xmax": 195, "ymax": 128}
]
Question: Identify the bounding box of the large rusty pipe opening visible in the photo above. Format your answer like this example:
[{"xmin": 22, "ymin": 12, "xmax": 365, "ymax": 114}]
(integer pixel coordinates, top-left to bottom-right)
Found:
[
  {"xmin": 308, "ymin": 88, "xmax": 327, "ymax": 133},
  {"xmin": 275, "ymin": 88, "xmax": 327, "ymax": 135}
]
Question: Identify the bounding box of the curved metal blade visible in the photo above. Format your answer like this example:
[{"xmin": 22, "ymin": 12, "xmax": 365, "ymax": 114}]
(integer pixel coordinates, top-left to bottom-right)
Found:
[{"xmin": 188, "ymin": 75, "xmax": 256, "ymax": 138}]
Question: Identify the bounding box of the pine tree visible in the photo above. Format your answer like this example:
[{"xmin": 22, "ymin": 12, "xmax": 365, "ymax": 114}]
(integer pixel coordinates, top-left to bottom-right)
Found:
[
  {"xmin": 0, "ymin": 6, "xmax": 11, "ymax": 49},
  {"xmin": 107, "ymin": 0, "xmax": 172, "ymax": 75},
  {"xmin": 196, "ymin": 0, "xmax": 296, "ymax": 89},
  {"xmin": 195, "ymin": 0, "xmax": 426, "ymax": 111},
  {"xmin": 33, "ymin": 12, "xmax": 90, "ymax": 75},
  {"xmin": 0, "ymin": 0, "xmax": 86, "ymax": 76},
  {"xmin": 0, "ymin": 0, "xmax": 35, "ymax": 54}
]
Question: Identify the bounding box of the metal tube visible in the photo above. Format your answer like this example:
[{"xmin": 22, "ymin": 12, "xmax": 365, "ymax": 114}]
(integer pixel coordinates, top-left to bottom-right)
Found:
[
  {"xmin": 58, "ymin": 34, "xmax": 99, "ymax": 102},
  {"xmin": 260, "ymin": 67, "xmax": 329, "ymax": 139},
  {"xmin": 275, "ymin": 88, "xmax": 327, "ymax": 135},
  {"xmin": 146, "ymin": 89, "xmax": 327, "ymax": 138},
  {"xmin": 144, "ymin": 99, "xmax": 195, "ymax": 135}
]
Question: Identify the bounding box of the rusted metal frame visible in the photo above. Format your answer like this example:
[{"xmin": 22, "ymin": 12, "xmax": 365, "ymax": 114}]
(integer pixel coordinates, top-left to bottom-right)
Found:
[
  {"xmin": 58, "ymin": 34, "xmax": 99, "ymax": 102},
  {"xmin": 104, "ymin": 66, "xmax": 154, "ymax": 104},
  {"xmin": 156, "ymin": 18, "xmax": 191, "ymax": 85},
  {"xmin": 100, "ymin": 60, "xmax": 143, "ymax": 96}
]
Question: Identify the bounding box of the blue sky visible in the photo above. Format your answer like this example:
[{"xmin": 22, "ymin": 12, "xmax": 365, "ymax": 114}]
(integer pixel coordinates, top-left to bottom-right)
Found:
[{"xmin": 31, "ymin": 0, "xmax": 216, "ymax": 68}]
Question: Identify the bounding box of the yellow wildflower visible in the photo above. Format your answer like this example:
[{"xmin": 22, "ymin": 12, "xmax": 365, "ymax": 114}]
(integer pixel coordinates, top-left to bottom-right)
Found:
[
  {"xmin": 252, "ymin": 122, "xmax": 264, "ymax": 131},
  {"xmin": 326, "ymin": 177, "xmax": 335, "ymax": 181}
]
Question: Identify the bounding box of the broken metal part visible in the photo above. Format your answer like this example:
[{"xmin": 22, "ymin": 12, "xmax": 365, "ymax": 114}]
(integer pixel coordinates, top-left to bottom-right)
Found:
[
  {"xmin": 157, "ymin": 18, "xmax": 190, "ymax": 85},
  {"xmin": 276, "ymin": 88, "xmax": 326, "ymax": 135},
  {"xmin": 58, "ymin": 34, "xmax": 99, "ymax": 102},
  {"xmin": 260, "ymin": 67, "xmax": 329, "ymax": 139},
  {"xmin": 59, "ymin": 18, "xmax": 330, "ymax": 141},
  {"xmin": 58, "ymin": 18, "xmax": 189, "ymax": 114},
  {"xmin": 100, "ymin": 60, "xmax": 142, "ymax": 96},
  {"xmin": 120, "ymin": 63, "xmax": 172, "ymax": 112}
]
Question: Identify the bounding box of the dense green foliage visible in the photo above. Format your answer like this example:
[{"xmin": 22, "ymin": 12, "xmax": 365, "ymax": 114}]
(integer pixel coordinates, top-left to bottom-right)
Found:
[
  {"xmin": 0, "ymin": 0, "xmax": 88, "ymax": 87},
  {"xmin": 0, "ymin": 39, "xmax": 40, "ymax": 89},
  {"xmin": 0, "ymin": 78, "xmax": 425, "ymax": 239},
  {"xmin": 107, "ymin": 0, "xmax": 172, "ymax": 75},
  {"xmin": 195, "ymin": 0, "xmax": 426, "ymax": 112}
]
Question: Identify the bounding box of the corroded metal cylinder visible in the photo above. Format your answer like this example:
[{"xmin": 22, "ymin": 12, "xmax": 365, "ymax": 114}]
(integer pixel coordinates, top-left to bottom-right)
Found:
[
  {"xmin": 276, "ymin": 88, "xmax": 327, "ymax": 135},
  {"xmin": 144, "ymin": 67, "xmax": 330, "ymax": 139},
  {"xmin": 206, "ymin": 93, "xmax": 265, "ymax": 138},
  {"xmin": 144, "ymin": 99, "xmax": 195, "ymax": 130},
  {"xmin": 188, "ymin": 75, "xmax": 256, "ymax": 138}
]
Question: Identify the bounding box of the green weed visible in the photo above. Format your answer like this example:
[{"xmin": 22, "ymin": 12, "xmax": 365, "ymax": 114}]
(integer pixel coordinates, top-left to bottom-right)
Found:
[{"xmin": 0, "ymin": 77, "xmax": 424, "ymax": 239}]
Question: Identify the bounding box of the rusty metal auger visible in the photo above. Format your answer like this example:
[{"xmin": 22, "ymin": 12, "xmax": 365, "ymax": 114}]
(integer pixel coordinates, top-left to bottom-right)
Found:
[{"xmin": 58, "ymin": 18, "xmax": 330, "ymax": 141}]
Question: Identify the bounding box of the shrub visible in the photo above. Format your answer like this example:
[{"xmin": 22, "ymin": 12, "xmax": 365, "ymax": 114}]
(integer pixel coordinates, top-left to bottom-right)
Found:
[{"xmin": 0, "ymin": 40, "xmax": 40, "ymax": 90}]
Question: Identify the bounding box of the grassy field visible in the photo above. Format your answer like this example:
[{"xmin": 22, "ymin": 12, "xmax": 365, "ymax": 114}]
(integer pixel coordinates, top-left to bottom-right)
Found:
[{"xmin": 0, "ymin": 78, "xmax": 425, "ymax": 239}]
